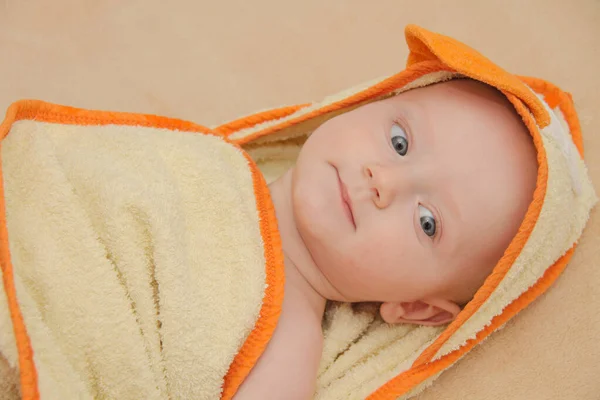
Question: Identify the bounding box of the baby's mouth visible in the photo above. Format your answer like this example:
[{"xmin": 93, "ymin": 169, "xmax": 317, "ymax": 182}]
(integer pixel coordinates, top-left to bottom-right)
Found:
[{"xmin": 336, "ymin": 168, "xmax": 356, "ymax": 229}]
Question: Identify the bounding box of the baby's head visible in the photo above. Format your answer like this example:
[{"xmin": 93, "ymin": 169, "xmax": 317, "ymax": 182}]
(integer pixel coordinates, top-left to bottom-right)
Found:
[{"xmin": 291, "ymin": 79, "xmax": 537, "ymax": 326}]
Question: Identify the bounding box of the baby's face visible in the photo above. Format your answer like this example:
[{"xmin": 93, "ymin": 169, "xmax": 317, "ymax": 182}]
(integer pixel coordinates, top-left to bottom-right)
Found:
[{"xmin": 291, "ymin": 80, "xmax": 537, "ymax": 307}]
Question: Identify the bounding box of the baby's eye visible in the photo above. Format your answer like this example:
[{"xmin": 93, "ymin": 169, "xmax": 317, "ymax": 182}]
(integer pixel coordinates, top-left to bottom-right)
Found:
[
  {"xmin": 418, "ymin": 205, "xmax": 436, "ymax": 237},
  {"xmin": 391, "ymin": 123, "xmax": 409, "ymax": 156}
]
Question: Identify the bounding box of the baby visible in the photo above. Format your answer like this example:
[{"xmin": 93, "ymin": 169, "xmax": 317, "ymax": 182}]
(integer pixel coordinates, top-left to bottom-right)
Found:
[{"xmin": 234, "ymin": 79, "xmax": 538, "ymax": 399}]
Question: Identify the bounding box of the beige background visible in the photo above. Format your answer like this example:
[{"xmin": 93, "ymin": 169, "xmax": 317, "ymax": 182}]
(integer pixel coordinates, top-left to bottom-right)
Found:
[{"xmin": 1, "ymin": 1, "xmax": 599, "ymax": 399}]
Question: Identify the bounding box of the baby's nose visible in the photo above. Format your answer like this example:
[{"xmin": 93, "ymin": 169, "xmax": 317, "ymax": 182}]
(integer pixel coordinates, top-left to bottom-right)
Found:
[{"xmin": 364, "ymin": 163, "xmax": 408, "ymax": 209}]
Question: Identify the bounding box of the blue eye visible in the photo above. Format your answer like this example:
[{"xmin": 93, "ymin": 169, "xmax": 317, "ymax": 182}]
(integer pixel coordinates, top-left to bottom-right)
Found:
[
  {"xmin": 418, "ymin": 205, "xmax": 436, "ymax": 237},
  {"xmin": 391, "ymin": 123, "xmax": 408, "ymax": 156}
]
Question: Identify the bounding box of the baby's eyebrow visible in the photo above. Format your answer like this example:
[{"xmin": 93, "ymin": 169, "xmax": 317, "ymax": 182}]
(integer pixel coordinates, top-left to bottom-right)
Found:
[
  {"xmin": 399, "ymin": 102, "xmax": 432, "ymax": 150},
  {"xmin": 436, "ymin": 186, "xmax": 460, "ymax": 237}
]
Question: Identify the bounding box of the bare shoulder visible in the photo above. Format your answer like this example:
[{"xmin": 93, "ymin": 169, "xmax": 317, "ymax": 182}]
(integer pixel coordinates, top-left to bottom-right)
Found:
[{"xmin": 233, "ymin": 279, "xmax": 324, "ymax": 400}]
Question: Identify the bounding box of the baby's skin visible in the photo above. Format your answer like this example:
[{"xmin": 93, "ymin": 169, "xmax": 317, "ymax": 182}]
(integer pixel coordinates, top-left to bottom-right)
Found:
[{"xmin": 233, "ymin": 80, "xmax": 538, "ymax": 399}]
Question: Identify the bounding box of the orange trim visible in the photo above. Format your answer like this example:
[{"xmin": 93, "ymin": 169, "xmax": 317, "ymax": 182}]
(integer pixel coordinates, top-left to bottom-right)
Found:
[
  {"xmin": 0, "ymin": 103, "xmax": 39, "ymax": 400},
  {"xmin": 220, "ymin": 151, "xmax": 285, "ymax": 399},
  {"xmin": 519, "ymin": 76, "xmax": 585, "ymax": 157},
  {"xmin": 214, "ymin": 104, "xmax": 310, "ymax": 136},
  {"xmin": 1, "ymin": 100, "xmax": 218, "ymax": 140},
  {"xmin": 404, "ymin": 25, "xmax": 551, "ymax": 128},
  {"xmin": 368, "ymin": 246, "xmax": 576, "ymax": 399},
  {"xmin": 231, "ymin": 61, "xmax": 449, "ymax": 145},
  {"xmin": 0, "ymin": 100, "xmax": 284, "ymax": 399}
]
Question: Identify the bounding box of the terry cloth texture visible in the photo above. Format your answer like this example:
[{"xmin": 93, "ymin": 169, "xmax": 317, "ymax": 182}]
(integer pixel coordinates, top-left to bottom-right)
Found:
[{"xmin": 0, "ymin": 104, "xmax": 284, "ymax": 400}]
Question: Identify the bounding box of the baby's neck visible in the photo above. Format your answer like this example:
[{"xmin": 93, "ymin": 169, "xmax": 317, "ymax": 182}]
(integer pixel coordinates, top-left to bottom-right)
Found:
[
  {"xmin": 284, "ymin": 254, "xmax": 327, "ymax": 319},
  {"xmin": 268, "ymin": 170, "xmax": 328, "ymax": 316}
]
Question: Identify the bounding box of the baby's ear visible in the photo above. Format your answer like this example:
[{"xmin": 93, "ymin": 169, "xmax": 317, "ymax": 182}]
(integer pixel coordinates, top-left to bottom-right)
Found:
[{"xmin": 380, "ymin": 299, "xmax": 461, "ymax": 326}]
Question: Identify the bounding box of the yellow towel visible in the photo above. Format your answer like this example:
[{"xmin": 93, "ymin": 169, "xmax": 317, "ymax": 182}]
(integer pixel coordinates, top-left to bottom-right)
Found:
[
  {"xmin": 0, "ymin": 25, "xmax": 596, "ymax": 400},
  {"xmin": 0, "ymin": 104, "xmax": 284, "ymax": 399}
]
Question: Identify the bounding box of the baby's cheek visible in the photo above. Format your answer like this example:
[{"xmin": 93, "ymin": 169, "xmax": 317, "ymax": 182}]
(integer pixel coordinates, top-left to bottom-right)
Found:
[{"xmin": 350, "ymin": 241, "xmax": 396, "ymax": 276}]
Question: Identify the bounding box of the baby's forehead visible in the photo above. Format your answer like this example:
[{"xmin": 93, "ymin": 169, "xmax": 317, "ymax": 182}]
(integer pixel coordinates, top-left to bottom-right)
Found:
[
  {"xmin": 385, "ymin": 80, "xmax": 511, "ymax": 117},
  {"xmin": 387, "ymin": 81, "xmax": 537, "ymax": 268}
]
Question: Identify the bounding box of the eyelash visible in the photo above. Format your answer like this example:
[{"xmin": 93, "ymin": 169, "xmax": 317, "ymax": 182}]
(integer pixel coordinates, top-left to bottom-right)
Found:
[
  {"xmin": 392, "ymin": 120, "xmax": 412, "ymax": 153},
  {"xmin": 418, "ymin": 203, "xmax": 442, "ymax": 241}
]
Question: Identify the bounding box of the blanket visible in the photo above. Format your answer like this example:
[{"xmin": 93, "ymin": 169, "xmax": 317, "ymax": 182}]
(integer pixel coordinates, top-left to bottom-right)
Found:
[{"xmin": 0, "ymin": 105, "xmax": 283, "ymax": 399}]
